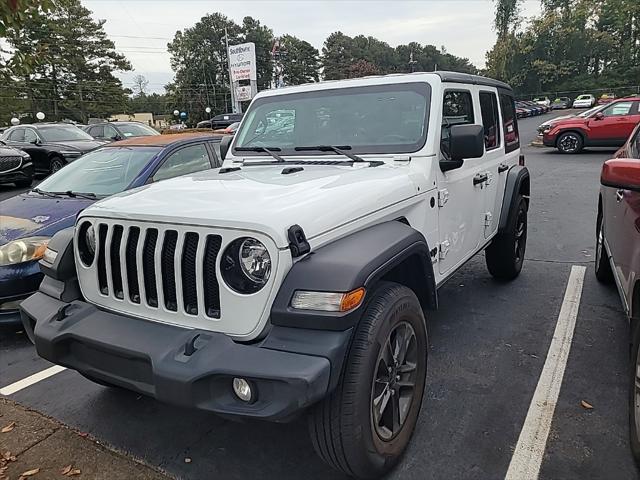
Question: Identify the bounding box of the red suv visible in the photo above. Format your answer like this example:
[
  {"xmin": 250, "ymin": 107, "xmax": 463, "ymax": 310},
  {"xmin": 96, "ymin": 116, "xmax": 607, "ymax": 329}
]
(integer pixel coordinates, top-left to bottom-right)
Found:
[
  {"xmin": 543, "ymin": 97, "xmax": 640, "ymax": 153},
  {"xmin": 595, "ymin": 122, "xmax": 640, "ymax": 465}
]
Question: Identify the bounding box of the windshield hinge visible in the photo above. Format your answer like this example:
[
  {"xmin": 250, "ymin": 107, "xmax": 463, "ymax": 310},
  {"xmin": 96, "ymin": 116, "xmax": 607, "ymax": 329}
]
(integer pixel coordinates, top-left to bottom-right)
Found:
[{"xmin": 288, "ymin": 224, "xmax": 310, "ymax": 258}]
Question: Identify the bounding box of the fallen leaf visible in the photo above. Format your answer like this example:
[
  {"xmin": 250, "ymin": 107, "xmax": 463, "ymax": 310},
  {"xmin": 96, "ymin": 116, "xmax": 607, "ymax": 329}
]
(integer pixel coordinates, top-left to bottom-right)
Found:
[
  {"xmin": 67, "ymin": 469, "xmax": 81, "ymax": 476},
  {"xmin": 20, "ymin": 468, "xmax": 40, "ymax": 477},
  {"xmin": 581, "ymin": 400, "xmax": 594, "ymax": 409},
  {"xmin": 184, "ymin": 457, "xmax": 192, "ymax": 464},
  {"xmin": 61, "ymin": 465, "xmax": 72, "ymax": 475},
  {"xmin": 77, "ymin": 432, "xmax": 88, "ymax": 438},
  {"xmin": 1, "ymin": 423, "xmax": 15, "ymax": 433}
]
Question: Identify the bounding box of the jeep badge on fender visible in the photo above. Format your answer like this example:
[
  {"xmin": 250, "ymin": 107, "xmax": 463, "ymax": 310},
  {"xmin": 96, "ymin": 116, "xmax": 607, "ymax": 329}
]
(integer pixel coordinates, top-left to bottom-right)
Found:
[{"xmin": 21, "ymin": 72, "xmax": 529, "ymax": 479}]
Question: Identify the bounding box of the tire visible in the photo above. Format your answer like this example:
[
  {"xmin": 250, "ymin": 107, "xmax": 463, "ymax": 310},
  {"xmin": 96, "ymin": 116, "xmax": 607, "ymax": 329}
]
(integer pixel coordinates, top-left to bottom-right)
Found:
[
  {"xmin": 50, "ymin": 156, "xmax": 66, "ymax": 174},
  {"xmin": 308, "ymin": 282, "xmax": 428, "ymax": 479},
  {"xmin": 14, "ymin": 178, "xmax": 33, "ymax": 188},
  {"xmin": 595, "ymin": 208, "xmax": 614, "ymax": 283},
  {"xmin": 485, "ymin": 195, "xmax": 528, "ymax": 281},
  {"xmin": 556, "ymin": 131, "xmax": 584, "ymax": 154},
  {"xmin": 629, "ymin": 320, "xmax": 640, "ymax": 468}
]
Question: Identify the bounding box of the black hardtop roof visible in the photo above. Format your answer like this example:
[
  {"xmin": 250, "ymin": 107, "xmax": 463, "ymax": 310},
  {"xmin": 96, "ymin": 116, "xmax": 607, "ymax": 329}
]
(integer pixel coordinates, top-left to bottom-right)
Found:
[{"xmin": 434, "ymin": 71, "xmax": 512, "ymax": 91}]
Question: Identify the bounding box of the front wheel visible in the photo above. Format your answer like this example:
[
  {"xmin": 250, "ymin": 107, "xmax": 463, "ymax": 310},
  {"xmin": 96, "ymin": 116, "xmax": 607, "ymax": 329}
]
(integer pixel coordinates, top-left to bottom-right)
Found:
[
  {"xmin": 556, "ymin": 131, "xmax": 583, "ymax": 154},
  {"xmin": 50, "ymin": 156, "xmax": 66, "ymax": 174},
  {"xmin": 308, "ymin": 282, "xmax": 427, "ymax": 479},
  {"xmin": 486, "ymin": 196, "xmax": 528, "ymax": 280}
]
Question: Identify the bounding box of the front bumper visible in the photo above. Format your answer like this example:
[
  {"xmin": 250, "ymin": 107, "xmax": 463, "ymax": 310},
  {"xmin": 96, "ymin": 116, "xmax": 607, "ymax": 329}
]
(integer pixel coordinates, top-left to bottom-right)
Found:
[
  {"xmin": 20, "ymin": 293, "xmax": 351, "ymax": 421},
  {"xmin": 542, "ymin": 133, "xmax": 557, "ymax": 147},
  {"xmin": 0, "ymin": 162, "xmax": 34, "ymax": 185},
  {"xmin": 0, "ymin": 261, "xmax": 41, "ymax": 325}
]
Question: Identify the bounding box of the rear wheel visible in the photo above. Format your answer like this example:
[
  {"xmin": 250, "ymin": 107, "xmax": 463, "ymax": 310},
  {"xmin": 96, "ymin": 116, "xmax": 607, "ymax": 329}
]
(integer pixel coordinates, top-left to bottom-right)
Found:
[
  {"xmin": 556, "ymin": 131, "xmax": 583, "ymax": 154},
  {"xmin": 308, "ymin": 282, "xmax": 427, "ymax": 479},
  {"xmin": 50, "ymin": 156, "xmax": 65, "ymax": 174},
  {"xmin": 595, "ymin": 209, "xmax": 614, "ymax": 283},
  {"xmin": 486, "ymin": 196, "xmax": 527, "ymax": 280}
]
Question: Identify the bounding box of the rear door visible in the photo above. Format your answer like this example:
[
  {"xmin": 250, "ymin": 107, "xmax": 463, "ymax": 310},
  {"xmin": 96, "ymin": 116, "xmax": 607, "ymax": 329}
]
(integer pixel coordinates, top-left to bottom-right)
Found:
[
  {"xmin": 478, "ymin": 89, "xmax": 503, "ymax": 239},
  {"xmin": 589, "ymin": 101, "xmax": 637, "ymax": 144}
]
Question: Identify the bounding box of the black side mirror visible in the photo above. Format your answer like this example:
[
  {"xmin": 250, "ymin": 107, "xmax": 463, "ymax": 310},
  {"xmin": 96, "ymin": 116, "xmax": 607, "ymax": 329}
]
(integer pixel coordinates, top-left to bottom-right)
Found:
[
  {"xmin": 111, "ymin": 135, "xmax": 122, "ymax": 141},
  {"xmin": 440, "ymin": 124, "xmax": 485, "ymax": 172},
  {"xmin": 220, "ymin": 135, "xmax": 232, "ymax": 161},
  {"xmin": 30, "ymin": 138, "xmax": 40, "ymax": 145}
]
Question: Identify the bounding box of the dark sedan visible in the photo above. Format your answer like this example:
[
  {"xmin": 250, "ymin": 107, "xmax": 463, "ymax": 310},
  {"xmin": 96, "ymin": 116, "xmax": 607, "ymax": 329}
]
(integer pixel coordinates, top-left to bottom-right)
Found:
[
  {"xmin": 0, "ymin": 142, "xmax": 34, "ymax": 188},
  {"xmin": 0, "ymin": 132, "xmax": 224, "ymax": 327},
  {"xmin": 1, "ymin": 123, "xmax": 108, "ymax": 175},
  {"xmin": 83, "ymin": 121, "xmax": 160, "ymax": 142},
  {"xmin": 197, "ymin": 113, "xmax": 243, "ymax": 129}
]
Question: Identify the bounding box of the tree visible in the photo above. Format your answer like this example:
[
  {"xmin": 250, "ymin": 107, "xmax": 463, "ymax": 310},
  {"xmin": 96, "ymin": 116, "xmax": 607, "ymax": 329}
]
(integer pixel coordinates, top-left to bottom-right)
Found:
[
  {"xmin": 131, "ymin": 74, "xmax": 149, "ymax": 97},
  {"xmin": 347, "ymin": 59, "xmax": 380, "ymax": 78},
  {"xmin": 278, "ymin": 35, "xmax": 320, "ymax": 85},
  {"xmin": 0, "ymin": 0, "xmax": 54, "ymax": 36},
  {"xmin": 241, "ymin": 16, "xmax": 274, "ymax": 90}
]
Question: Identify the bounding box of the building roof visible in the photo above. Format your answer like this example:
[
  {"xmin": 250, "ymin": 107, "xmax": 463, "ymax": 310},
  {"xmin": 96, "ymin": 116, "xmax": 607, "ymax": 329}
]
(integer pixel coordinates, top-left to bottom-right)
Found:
[{"xmin": 109, "ymin": 132, "xmax": 226, "ymax": 147}]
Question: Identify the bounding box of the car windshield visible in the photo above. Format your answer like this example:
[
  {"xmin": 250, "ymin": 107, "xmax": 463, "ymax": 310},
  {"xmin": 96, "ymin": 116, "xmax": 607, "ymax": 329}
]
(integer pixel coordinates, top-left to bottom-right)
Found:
[
  {"xmin": 117, "ymin": 123, "xmax": 159, "ymax": 137},
  {"xmin": 37, "ymin": 125, "xmax": 94, "ymax": 142},
  {"xmin": 576, "ymin": 95, "xmax": 591, "ymax": 100},
  {"xmin": 233, "ymin": 83, "xmax": 431, "ymax": 155},
  {"xmin": 36, "ymin": 146, "xmax": 160, "ymax": 196}
]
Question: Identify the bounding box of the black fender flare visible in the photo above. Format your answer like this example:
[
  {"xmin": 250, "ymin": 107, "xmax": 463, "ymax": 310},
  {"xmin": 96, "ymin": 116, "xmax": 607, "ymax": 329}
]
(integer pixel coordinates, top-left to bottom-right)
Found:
[
  {"xmin": 498, "ymin": 165, "xmax": 530, "ymax": 233},
  {"xmin": 270, "ymin": 221, "xmax": 437, "ymax": 331}
]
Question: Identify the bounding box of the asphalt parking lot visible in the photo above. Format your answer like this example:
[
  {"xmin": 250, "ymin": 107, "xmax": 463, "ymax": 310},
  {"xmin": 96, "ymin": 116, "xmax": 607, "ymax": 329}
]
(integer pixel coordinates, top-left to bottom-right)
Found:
[{"xmin": 1, "ymin": 111, "xmax": 637, "ymax": 479}]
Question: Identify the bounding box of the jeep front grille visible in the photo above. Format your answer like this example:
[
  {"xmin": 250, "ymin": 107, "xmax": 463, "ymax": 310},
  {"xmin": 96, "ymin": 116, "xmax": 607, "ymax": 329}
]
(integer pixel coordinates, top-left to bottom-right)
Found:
[
  {"xmin": 0, "ymin": 156, "xmax": 22, "ymax": 173},
  {"xmin": 95, "ymin": 223, "xmax": 222, "ymax": 318}
]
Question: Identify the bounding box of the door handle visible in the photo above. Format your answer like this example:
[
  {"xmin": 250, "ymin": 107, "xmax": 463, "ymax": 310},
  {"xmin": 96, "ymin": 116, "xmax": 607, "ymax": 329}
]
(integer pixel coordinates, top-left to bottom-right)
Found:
[
  {"xmin": 498, "ymin": 163, "xmax": 509, "ymax": 173},
  {"xmin": 473, "ymin": 173, "xmax": 488, "ymax": 186},
  {"xmin": 616, "ymin": 189, "xmax": 624, "ymax": 202}
]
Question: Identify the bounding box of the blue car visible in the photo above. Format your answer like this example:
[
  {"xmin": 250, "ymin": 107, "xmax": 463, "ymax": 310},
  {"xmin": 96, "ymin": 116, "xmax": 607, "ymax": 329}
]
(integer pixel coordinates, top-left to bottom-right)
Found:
[{"xmin": 0, "ymin": 132, "xmax": 224, "ymax": 327}]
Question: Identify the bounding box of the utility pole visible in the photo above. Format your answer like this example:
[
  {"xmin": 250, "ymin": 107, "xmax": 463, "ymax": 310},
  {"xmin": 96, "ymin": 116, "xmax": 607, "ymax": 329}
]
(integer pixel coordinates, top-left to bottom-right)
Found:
[{"xmin": 225, "ymin": 27, "xmax": 240, "ymax": 114}]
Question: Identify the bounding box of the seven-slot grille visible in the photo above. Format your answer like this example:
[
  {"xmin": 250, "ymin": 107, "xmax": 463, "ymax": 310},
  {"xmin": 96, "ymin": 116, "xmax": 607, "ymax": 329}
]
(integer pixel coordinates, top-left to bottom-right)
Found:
[
  {"xmin": 0, "ymin": 156, "xmax": 22, "ymax": 173},
  {"xmin": 95, "ymin": 223, "xmax": 222, "ymax": 318}
]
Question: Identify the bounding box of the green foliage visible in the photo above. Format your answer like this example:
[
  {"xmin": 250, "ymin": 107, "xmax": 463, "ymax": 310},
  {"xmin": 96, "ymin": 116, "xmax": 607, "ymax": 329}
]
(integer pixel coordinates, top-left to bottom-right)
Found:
[
  {"xmin": 278, "ymin": 35, "xmax": 320, "ymax": 85},
  {"xmin": 0, "ymin": 0, "xmax": 54, "ymax": 36},
  {"xmin": 321, "ymin": 32, "xmax": 477, "ymax": 80},
  {"xmin": 486, "ymin": 0, "xmax": 640, "ymax": 95}
]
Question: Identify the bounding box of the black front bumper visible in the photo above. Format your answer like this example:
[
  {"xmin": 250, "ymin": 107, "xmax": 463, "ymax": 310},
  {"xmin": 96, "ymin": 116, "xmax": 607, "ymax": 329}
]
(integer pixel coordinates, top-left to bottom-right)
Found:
[
  {"xmin": 0, "ymin": 162, "xmax": 34, "ymax": 185},
  {"xmin": 20, "ymin": 293, "xmax": 352, "ymax": 421}
]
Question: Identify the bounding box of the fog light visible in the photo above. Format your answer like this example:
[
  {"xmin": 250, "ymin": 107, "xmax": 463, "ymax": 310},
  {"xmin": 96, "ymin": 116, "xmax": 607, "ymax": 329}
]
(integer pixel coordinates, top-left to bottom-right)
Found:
[{"xmin": 232, "ymin": 377, "xmax": 254, "ymax": 403}]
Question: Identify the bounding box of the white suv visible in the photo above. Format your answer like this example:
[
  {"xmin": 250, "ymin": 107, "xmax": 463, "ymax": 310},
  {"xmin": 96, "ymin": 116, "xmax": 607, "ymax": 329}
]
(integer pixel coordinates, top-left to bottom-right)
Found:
[{"xmin": 22, "ymin": 72, "xmax": 530, "ymax": 479}]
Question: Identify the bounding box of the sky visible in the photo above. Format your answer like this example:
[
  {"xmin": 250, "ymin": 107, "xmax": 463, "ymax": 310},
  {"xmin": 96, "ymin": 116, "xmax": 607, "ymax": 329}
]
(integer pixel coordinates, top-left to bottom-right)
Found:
[{"xmin": 84, "ymin": 0, "xmax": 543, "ymax": 93}]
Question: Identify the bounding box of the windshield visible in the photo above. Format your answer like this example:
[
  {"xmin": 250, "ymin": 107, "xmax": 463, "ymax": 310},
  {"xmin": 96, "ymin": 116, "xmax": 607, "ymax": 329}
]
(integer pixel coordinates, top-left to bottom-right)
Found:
[
  {"xmin": 38, "ymin": 125, "xmax": 94, "ymax": 142},
  {"xmin": 576, "ymin": 95, "xmax": 591, "ymax": 100},
  {"xmin": 37, "ymin": 146, "xmax": 160, "ymax": 196},
  {"xmin": 234, "ymin": 83, "xmax": 431, "ymax": 155},
  {"xmin": 117, "ymin": 123, "xmax": 159, "ymax": 137}
]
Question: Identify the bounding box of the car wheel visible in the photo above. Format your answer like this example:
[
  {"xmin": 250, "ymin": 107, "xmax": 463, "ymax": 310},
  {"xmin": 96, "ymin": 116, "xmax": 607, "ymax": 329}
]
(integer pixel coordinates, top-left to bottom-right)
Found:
[
  {"xmin": 485, "ymin": 195, "xmax": 528, "ymax": 281},
  {"xmin": 556, "ymin": 131, "xmax": 584, "ymax": 154},
  {"xmin": 14, "ymin": 178, "xmax": 33, "ymax": 188},
  {"xmin": 629, "ymin": 321, "xmax": 640, "ymax": 467},
  {"xmin": 50, "ymin": 156, "xmax": 66, "ymax": 173},
  {"xmin": 595, "ymin": 209, "xmax": 614, "ymax": 284},
  {"xmin": 308, "ymin": 282, "xmax": 427, "ymax": 479}
]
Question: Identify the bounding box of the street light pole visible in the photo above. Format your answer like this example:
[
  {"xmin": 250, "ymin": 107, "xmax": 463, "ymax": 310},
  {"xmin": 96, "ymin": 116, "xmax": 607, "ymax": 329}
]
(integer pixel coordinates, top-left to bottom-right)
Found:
[{"xmin": 225, "ymin": 27, "xmax": 238, "ymax": 114}]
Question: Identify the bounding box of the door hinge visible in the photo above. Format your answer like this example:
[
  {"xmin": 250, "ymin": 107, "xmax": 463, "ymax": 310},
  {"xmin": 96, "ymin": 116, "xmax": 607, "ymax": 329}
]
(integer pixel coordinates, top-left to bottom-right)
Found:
[
  {"xmin": 439, "ymin": 240, "xmax": 450, "ymax": 260},
  {"xmin": 485, "ymin": 172, "xmax": 493, "ymax": 186},
  {"xmin": 429, "ymin": 246, "xmax": 438, "ymax": 264},
  {"xmin": 438, "ymin": 189, "xmax": 449, "ymax": 207},
  {"xmin": 484, "ymin": 212, "xmax": 493, "ymax": 227}
]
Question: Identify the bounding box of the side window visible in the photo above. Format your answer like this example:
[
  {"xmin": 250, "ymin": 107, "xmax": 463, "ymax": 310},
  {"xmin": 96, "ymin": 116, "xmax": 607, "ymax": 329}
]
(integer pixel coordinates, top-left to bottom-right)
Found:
[
  {"xmin": 441, "ymin": 90, "xmax": 474, "ymax": 158},
  {"xmin": 24, "ymin": 129, "xmax": 38, "ymax": 143},
  {"xmin": 89, "ymin": 125, "xmax": 104, "ymax": 138},
  {"xmin": 499, "ymin": 92, "xmax": 520, "ymax": 153},
  {"xmin": 208, "ymin": 141, "xmax": 222, "ymax": 166},
  {"xmin": 479, "ymin": 92, "xmax": 500, "ymax": 150},
  {"xmin": 603, "ymin": 101, "xmax": 634, "ymax": 117},
  {"xmin": 153, "ymin": 143, "xmax": 212, "ymax": 182},
  {"xmin": 104, "ymin": 125, "xmax": 119, "ymax": 139},
  {"xmin": 631, "ymin": 129, "xmax": 640, "ymax": 159},
  {"xmin": 9, "ymin": 128, "xmax": 25, "ymax": 142}
]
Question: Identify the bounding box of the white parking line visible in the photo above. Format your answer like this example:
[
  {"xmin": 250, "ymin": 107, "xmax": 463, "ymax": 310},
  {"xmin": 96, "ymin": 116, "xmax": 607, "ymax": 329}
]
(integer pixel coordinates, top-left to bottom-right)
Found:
[
  {"xmin": 0, "ymin": 365, "xmax": 67, "ymax": 396},
  {"xmin": 505, "ymin": 265, "xmax": 586, "ymax": 480}
]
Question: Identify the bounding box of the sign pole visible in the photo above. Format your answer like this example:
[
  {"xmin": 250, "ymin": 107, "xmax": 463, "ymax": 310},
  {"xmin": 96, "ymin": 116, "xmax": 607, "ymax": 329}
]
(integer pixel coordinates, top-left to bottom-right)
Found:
[{"xmin": 225, "ymin": 27, "xmax": 240, "ymax": 114}]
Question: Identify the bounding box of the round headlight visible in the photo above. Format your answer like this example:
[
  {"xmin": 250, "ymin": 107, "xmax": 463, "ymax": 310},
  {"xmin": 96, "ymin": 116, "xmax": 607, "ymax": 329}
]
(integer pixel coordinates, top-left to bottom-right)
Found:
[
  {"xmin": 78, "ymin": 221, "xmax": 96, "ymax": 266},
  {"xmin": 221, "ymin": 237, "xmax": 271, "ymax": 294}
]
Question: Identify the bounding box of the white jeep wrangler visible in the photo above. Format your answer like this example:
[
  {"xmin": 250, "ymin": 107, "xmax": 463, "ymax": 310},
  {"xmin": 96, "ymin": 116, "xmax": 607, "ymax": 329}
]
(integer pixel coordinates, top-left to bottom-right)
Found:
[{"xmin": 21, "ymin": 72, "xmax": 529, "ymax": 479}]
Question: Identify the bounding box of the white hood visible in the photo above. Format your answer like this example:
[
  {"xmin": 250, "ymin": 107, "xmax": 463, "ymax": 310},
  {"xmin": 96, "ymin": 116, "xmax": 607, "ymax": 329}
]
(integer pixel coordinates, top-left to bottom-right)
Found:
[{"xmin": 82, "ymin": 163, "xmax": 418, "ymax": 248}]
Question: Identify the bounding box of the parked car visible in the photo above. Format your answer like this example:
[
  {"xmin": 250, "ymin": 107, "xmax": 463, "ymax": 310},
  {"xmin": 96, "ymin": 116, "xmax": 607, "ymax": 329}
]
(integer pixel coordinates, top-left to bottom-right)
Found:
[
  {"xmin": 534, "ymin": 96, "xmax": 551, "ymax": 107},
  {"xmin": 516, "ymin": 101, "xmax": 539, "ymax": 116},
  {"xmin": 83, "ymin": 121, "xmax": 160, "ymax": 142},
  {"xmin": 196, "ymin": 113, "xmax": 243, "ymax": 129},
  {"xmin": 551, "ymin": 97, "xmax": 572, "ymax": 109},
  {"xmin": 594, "ymin": 121, "xmax": 640, "ymax": 466},
  {"xmin": 0, "ymin": 142, "xmax": 34, "ymax": 188},
  {"xmin": 537, "ymin": 105, "xmax": 603, "ymax": 136},
  {"xmin": 0, "ymin": 132, "xmax": 223, "ymax": 327},
  {"xmin": 573, "ymin": 94, "xmax": 596, "ymax": 108},
  {"xmin": 1, "ymin": 123, "xmax": 107, "ymax": 175},
  {"xmin": 598, "ymin": 93, "xmax": 616, "ymax": 105},
  {"xmin": 542, "ymin": 97, "xmax": 640, "ymax": 153},
  {"xmin": 21, "ymin": 72, "xmax": 530, "ymax": 478}
]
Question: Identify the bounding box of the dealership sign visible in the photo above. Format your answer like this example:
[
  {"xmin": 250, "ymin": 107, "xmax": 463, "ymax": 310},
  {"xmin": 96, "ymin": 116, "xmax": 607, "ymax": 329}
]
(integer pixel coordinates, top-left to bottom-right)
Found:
[{"xmin": 229, "ymin": 42, "xmax": 257, "ymax": 82}]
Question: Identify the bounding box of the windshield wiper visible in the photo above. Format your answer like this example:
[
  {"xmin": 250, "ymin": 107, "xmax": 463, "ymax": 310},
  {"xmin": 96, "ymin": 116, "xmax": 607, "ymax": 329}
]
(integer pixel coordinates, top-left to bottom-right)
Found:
[
  {"xmin": 235, "ymin": 146, "xmax": 286, "ymax": 162},
  {"xmin": 31, "ymin": 188, "xmax": 62, "ymax": 198},
  {"xmin": 294, "ymin": 145, "xmax": 366, "ymax": 163},
  {"xmin": 50, "ymin": 190, "xmax": 98, "ymax": 199}
]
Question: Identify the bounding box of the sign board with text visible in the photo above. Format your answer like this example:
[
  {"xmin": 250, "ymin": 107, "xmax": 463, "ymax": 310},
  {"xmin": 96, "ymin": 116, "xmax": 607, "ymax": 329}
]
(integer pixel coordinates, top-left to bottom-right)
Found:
[
  {"xmin": 229, "ymin": 42, "xmax": 257, "ymax": 82},
  {"xmin": 235, "ymin": 85, "xmax": 253, "ymax": 102}
]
